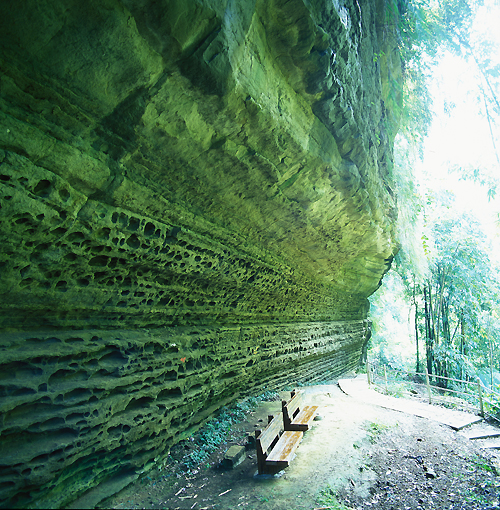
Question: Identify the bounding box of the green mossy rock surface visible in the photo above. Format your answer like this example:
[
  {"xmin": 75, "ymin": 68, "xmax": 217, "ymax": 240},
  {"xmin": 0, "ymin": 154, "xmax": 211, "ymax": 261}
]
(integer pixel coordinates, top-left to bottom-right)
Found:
[{"xmin": 0, "ymin": 0, "xmax": 401, "ymax": 507}]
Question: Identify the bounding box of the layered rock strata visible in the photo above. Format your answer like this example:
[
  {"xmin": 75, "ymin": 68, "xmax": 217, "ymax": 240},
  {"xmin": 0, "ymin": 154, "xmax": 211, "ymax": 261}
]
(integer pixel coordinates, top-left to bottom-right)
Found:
[{"xmin": 0, "ymin": 0, "xmax": 401, "ymax": 507}]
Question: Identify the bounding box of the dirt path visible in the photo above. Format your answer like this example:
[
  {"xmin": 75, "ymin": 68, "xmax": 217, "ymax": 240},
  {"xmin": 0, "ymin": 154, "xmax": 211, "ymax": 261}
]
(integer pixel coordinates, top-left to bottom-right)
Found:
[{"xmin": 100, "ymin": 383, "xmax": 500, "ymax": 510}]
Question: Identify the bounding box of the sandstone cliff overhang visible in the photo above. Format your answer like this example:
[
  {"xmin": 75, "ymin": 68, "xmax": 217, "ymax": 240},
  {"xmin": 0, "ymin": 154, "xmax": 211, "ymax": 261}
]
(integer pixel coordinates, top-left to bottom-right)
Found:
[{"xmin": 0, "ymin": 0, "xmax": 401, "ymax": 507}]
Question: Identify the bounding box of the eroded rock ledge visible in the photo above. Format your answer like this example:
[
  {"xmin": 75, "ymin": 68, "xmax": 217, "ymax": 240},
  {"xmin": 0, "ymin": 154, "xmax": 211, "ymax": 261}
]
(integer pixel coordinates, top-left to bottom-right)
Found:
[{"xmin": 0, "ymin": 0, "xmax": 401, "ymax": 507}]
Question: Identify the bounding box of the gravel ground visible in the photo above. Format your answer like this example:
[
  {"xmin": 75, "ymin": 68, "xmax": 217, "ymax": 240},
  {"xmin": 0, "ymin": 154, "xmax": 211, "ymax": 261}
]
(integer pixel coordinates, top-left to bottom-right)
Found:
[{"xmin": 99, "ymin": 383, "xmax": 500, "ymax": 510}]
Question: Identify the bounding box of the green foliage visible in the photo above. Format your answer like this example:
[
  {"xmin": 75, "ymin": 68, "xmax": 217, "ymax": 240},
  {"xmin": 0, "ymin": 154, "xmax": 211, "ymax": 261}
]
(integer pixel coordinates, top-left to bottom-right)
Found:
[
  {"xmin": 471, "ymin": 455, "xmax": 496, "ymax": 474},
  {"xmin": 316, "ymin": 486, "xmax": 352, "ymax": 510},
  {"xmin": 369, "ymin": 270, "xmax": 418, "ymax": 371},
  {"xmin": 426, "ymin": 212, "xmax": 500, "ymax": 379},
  {"xmin": 391, "ymin": 137, "xmax": 430, "ymax": 285},
  {"xmin": 384, "ymin": 381, "xmax": 412, "ymax": 398},
  {"xmin": 373, "ymin": 193, "xmax": 500, "ymax": 387},
  {"xmin": 384, "ymin": 0, "xmax": 478, "ymax": 153},
  {"xmin": 398, "ymin": 0, "xmax": 500, "ymax": 196},
  {"xmin": 372, "ymin": 0, "xmax": 500, "ymax": 404},
  {"xmin": 364, "ymin": 421, "xmax": 390, "ymax": 443},
  {"xmin": 167, "ymin": 389, "xmax": 280, "ymax": 473},
  {"xmin": 379, "ymin": 0, "xmax": 493, "ymax": 292},
  {"xmin": 460, "ymin": 457, "xmax": 499, "ymax": 506}
]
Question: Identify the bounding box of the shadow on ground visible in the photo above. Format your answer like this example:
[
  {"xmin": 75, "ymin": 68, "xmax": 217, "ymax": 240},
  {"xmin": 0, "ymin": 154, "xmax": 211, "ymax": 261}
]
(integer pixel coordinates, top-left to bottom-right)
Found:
[{"xmin": 99, "ymin": 380, "xmax": 500, "ymax": 510}]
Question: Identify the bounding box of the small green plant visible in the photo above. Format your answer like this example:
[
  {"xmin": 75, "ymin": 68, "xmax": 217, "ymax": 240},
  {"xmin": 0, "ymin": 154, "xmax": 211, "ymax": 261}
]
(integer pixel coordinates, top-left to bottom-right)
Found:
[
  {"xmin": 470, "ymin": 455, "xmax": 497, "ymax": 474},
  {"xmin": 389, "ymin": 381, "xmax": 410, "ymax": 398},
  {"xmin": 316, "ymin": 486, "xmax": 351, "ymax": 509},
  {"xmin": 372, "ymin": 50, "xmax": 385, "ymax": 63},
  {"xmin": 168, "ymin": 389, "xmax": 281, "ymax": 473},
  {"xmin": 364, "ymin": 420, "xmax": 390, "ymax": 443}
]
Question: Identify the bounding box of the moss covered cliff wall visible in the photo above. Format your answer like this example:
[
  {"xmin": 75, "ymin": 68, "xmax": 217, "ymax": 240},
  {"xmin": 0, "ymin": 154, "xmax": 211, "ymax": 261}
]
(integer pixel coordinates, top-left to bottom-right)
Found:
[{"xmin": 0, "ymin": 0, "xmax": 401, "ymax": 507}]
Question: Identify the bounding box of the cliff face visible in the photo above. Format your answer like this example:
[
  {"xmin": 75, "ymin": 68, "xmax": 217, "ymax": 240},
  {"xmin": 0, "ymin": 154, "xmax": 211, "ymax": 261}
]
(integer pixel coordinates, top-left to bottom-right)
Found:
[{"xmin": 0, "ymin": 0, "xmax": 401, "ymax": 507}]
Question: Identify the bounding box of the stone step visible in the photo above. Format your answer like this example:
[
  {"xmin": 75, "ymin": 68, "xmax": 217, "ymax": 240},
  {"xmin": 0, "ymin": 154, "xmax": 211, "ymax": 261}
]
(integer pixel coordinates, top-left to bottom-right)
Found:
[
  {"xmin": 459, "ymin": 420, "xmax": 500, "ymax": 450},
  {"xmin": 477, "ymin": 440, "xmax": 500, "ymax": 450},
  {"xmin": 465, "ymin": 430, "xmax": 500, "ymax": 440},
  {"xmin": 460, "ymin": 422, "xmax": 500, "ymax": 440}
]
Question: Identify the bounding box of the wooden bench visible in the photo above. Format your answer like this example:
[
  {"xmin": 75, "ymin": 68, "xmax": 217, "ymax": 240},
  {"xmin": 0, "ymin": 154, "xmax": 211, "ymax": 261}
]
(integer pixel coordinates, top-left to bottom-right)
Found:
[
  {"xmin": 255, "ymin": 413, "xmax": 303, "ymax": 475},
  {"xmin": 282, "ymin": 390, "xmax": 318, "ymax": 431}
]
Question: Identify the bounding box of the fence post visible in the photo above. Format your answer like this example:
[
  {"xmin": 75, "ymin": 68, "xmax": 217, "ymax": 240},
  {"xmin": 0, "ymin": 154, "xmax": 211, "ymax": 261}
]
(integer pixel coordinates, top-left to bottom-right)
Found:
[
  {"xmin": 384, "ymin": 365, "xmax": 388, "ymax": 395},
  {"xmin": 477, "ymin": 378, "xmax": 484, "ymax": 418},
  {"xmin": 425, "ymin": 370, "xmax": 432, "ymax": 404},
  {"xmin": 366, "ymin": 361, "xmax": 371, "ymax": 386}
]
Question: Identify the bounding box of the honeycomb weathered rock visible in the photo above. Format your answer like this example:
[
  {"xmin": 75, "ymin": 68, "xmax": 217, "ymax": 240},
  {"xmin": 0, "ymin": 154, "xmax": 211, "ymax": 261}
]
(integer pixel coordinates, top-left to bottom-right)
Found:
[
  {"xmin": 0, "ymin": 151, "xmax": 370, "ymax": 330},
  {"xmin": 0, "ymin": 321, "xmax": 368, "ymax": 508},
  {"xmin": 0, "ymin": 0, "xmax": 401, "ymax": 506}
]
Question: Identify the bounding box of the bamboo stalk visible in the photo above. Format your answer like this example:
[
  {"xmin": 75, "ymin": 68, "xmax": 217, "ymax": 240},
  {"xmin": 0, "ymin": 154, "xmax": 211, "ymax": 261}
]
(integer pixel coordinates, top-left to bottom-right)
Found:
[
  {"xmin": 384, "ymin": 365, "xmax": 388, "ymax": 395},
  {"xmin": 426, "ymin": 370, "xmax": 432, "ymax": 404},
  {"xmin": 477, "ymin": 378, "xmax": 484, "ymax": 418}
]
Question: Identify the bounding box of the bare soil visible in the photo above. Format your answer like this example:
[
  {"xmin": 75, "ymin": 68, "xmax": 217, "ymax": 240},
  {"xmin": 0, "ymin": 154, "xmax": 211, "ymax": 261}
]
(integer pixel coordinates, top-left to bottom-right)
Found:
[{"xmin": 99, "ymin": 383, "xmax": 500, "ymax": 510}]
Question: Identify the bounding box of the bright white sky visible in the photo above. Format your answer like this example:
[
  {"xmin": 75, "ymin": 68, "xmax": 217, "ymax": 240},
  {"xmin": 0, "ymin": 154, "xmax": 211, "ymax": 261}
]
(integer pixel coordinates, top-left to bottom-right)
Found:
[{"xmin": 416, "ymin": 1, "xmax": 500, "ymax": 250}]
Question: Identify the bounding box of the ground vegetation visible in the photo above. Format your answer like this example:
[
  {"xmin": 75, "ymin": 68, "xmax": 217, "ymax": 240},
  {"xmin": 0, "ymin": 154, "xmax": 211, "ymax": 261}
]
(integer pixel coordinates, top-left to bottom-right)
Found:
[{"xmin": 99, "ymin": 384, "xmax": 500, "ymax": 510}]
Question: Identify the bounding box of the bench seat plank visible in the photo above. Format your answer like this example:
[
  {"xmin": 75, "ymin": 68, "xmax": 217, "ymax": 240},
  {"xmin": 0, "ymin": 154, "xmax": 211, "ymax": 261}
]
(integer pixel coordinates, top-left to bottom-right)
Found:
[
  {"xmin": 282, "ymin": 389, "xmax": 319, "ymax": 431},
  {"xmin": 290, "ymin": 405, "xmax": 319, "ymax": 430},
  {"xmin": 255, "ymin": 413, "xmax": 304, "ymax": 474},
  {"xmin": 266, "ymin": 430, "xmax": 303, "ymax": 465}
]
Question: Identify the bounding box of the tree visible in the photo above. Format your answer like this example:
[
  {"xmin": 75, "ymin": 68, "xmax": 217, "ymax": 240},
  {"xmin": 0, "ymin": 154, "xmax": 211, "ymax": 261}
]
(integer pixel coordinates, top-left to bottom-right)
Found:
[
  {"xmin": 394, "ymin": 200, "xmax": 500, "ymax": 384},
  {"xmin": 370, "ymin": 1, "xmax": 500, "ymax": 385}
]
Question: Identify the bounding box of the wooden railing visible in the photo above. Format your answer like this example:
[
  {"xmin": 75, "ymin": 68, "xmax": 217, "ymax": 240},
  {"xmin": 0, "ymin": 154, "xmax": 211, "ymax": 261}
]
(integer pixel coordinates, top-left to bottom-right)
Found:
[{"xmin": 366, "ymin": 361, "xmax": 500, "ymax": 422}]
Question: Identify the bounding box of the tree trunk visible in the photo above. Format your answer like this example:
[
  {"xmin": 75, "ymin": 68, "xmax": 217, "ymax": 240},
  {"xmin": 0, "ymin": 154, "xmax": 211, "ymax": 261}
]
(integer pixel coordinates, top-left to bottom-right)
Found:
[
  {"xmin": 460, "ymin": 315, "xmax": 467, "ymax": 383},
  {"xmin": 424, "ymin": 283, "xmax": 434, "ymax": 377},
  {"xmin": 415, "ymin": 300, "xmax": 420, "ymax": 374}
]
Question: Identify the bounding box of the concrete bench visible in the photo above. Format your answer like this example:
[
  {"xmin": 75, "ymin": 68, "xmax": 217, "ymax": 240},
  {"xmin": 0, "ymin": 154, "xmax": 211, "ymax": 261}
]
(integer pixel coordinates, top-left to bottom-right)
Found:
[
  {"xmin": 282, "ymin": 390, "xmax": 318, "ymax": 431},
  {"xmin": 255, "ymin": 413, "xmax": 303, "ymax": 475}
]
